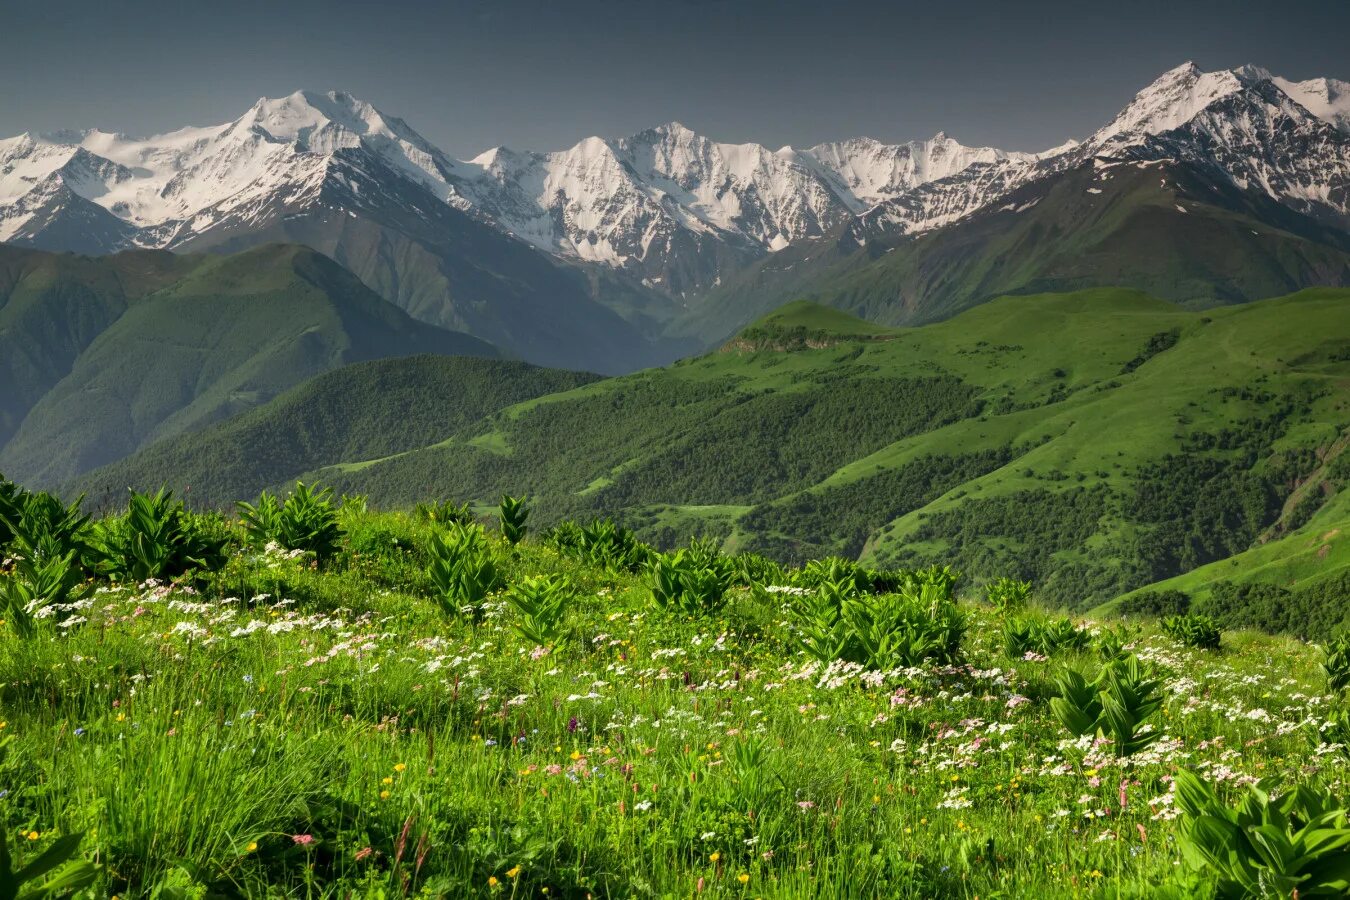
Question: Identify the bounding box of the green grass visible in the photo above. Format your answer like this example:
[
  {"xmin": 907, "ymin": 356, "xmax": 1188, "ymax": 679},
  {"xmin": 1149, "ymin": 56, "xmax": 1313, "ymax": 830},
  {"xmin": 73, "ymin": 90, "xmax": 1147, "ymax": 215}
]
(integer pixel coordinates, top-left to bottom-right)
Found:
[{"xmin": 5, "ymin": 499, "xmax": 1350, "ymax": 897}]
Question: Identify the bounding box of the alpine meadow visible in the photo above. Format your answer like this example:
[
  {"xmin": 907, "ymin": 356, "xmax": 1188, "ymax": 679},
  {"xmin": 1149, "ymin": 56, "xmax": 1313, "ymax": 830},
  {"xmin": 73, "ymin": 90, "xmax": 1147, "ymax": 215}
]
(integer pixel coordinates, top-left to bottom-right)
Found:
[{"xmin": 5, "ymin": 8, "xmax": 1350, "ymax": 896}]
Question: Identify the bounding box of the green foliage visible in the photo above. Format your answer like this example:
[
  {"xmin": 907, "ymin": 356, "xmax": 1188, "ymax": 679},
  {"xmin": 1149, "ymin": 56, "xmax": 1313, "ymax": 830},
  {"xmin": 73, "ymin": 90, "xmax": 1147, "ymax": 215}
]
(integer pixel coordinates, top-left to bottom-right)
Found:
[
  {"xmin": 414, "ymin": 499, "xmax": 474, "ymax": 526},
  {"xmin": 426, "ymin": 524, "xmax": 503, "ymax": 621},
  {"xmin": 1174, "ymin": 769, "xmax": 1350, "ymax": 898},
  {"xmin": 1095, "ymin": 624, "xmax": 1135, "ymax": 662},
  {"xmin": 93, "ymin": 490, "xmax": 228, "ymax": 583},
  {"xmin": 840, "ymin": 586, "xmax": 966, "ymax": 669},
  {"xmin": 547, "ymin": 519, "xmax": 653, "ymax": 573},
  {"xmin": 788, "ymin": 580, "xmax": 964, "ymax": 669},
  {"xmin": 1323, "ymin": 635, "xmax": 1350, "ymax": 694},
  {"xmin": 506, "ymin": 575, "xmax": 574, "ymax": 647},
  {"xmin": 0, "ymin": 475, "xmax": 22, "ymax": 550},
  {"xmin": 986, "ymin": 577, "xmax": 1032, "ymax": 615},
  {"xmin": 498, "ymin": 495, "xmax": 530, "ymax": 545},
  {"xmin": 1051, "ymin": 656, "xmax": 1165, "ymax": 757},
  {"xmin": 649, "ymin": 551, "xmax": 731, "ymax": 616},
  {"xmin": 1, "ymin": 551, "xmax": 94, "ymax": 638},
  {"xmin": 1002, "ymin": 617, "xmax": 1090, "ymax": 658},
  {"xmin": 0, "ymin": 490, "xmax": 92, "ymax": 568},
  {"xmin": 1162, "ymin": 614, "xmax": 1223, "ymax": 651},
  {"xmin": 0, "ymin": 825, "xmax": 97, "ymax": 899},
  {"xmin": 1118, "ymin": 589, "xmax": 1192, "ymax": 618},
  {"xmin": 238, "ymin": 483, "xmax": 343, "ymax": 562},
  {"xmin": 1120, "ymin": 329, "xmax": 1181, "ymax": 374},
  {"xmin": 1196, "ymin": 575, "xmax": 1350, "ymax": 640}
]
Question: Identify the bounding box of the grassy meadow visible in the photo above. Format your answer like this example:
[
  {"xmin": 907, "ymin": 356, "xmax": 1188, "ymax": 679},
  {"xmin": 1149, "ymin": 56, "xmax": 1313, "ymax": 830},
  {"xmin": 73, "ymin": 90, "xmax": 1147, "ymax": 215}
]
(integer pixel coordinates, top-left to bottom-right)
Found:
[{"xmin": 4, "ymin": 480, "xmax": 1350, "ymax": 898}]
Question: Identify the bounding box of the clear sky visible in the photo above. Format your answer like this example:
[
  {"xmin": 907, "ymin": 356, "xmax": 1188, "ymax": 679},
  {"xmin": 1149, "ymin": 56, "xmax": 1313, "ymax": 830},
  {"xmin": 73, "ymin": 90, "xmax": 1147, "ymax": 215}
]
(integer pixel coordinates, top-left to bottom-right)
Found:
[{"xmin": 4, "ymin": 0, "xmax": 1349, "ymax": 157}]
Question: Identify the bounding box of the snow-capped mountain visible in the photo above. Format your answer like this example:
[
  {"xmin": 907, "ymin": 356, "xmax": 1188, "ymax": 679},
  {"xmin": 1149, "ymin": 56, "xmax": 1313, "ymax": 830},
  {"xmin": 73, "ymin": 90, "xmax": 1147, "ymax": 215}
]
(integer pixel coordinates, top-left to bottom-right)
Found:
[
  {"xmin": 2, "ymin": 62, "xmax": 1349, "ymax": 316},
  {"xmin": 855, "ymin": 62, "xmax": 1350, "ymax": 240},
  {"xmin": 0, "ymin": 93, "xmax": 1057, "ymax": 296}
]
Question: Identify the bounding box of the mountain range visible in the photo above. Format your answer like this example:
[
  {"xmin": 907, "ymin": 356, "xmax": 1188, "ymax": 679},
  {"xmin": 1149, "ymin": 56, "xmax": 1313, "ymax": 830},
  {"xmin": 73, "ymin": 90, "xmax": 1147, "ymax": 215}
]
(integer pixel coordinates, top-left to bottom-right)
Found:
[{"xmin": 4, "ymin": 61, "xmax": 1350, "ymax": 370}]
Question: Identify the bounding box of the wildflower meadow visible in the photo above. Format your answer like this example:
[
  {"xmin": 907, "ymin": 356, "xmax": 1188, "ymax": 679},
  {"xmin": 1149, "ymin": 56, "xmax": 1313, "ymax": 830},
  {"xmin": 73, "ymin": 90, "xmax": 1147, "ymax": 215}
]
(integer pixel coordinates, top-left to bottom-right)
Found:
[{"xmin": 2, "ymin": 479, "xmax": 1349, "ymax": 898}]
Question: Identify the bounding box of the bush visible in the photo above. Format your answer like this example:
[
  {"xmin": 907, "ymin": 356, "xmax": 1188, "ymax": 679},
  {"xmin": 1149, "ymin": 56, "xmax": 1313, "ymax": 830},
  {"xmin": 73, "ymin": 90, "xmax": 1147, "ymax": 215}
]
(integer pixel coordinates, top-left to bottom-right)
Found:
[
  {"xmin": 1003, "ymin": 617, "xmax": 1090, "ymax": 658},
  {"xmin": 546, "ymin": 519, "xmax": 653, "ymax": 573},
  {"xmin": 506, "ymin": 574, "xmax": 574, "ymax": 647},
  {"xmin": 788, "ymin": 580, "xmax": 964, "ymax": 669}
]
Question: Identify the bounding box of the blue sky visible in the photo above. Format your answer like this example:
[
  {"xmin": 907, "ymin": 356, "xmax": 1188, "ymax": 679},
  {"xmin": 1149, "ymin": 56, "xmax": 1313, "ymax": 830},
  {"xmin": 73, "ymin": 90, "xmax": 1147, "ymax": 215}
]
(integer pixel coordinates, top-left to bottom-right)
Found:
[{"xmin": 4, "ymin": 0, "xmax": 1349, "ymax": 156}]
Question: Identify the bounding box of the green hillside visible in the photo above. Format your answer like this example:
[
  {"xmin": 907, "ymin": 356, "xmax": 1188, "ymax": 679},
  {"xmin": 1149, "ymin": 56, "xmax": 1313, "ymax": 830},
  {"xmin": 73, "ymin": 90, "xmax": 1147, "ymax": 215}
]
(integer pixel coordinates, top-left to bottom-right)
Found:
[
  {"xmin": 0, "ymin": 243, "xmax": 498, "ymax": 486},
  {"xmin": 88, "ymin": 287, "xmax": 1350, "ymax": 616},
  {"xmin": 671, "ymin": 157, "xmax": 1350, "ymax": 345},
  {"xmin": 74, "ymin": 356, "xmax": 599, "ymax": 509}
]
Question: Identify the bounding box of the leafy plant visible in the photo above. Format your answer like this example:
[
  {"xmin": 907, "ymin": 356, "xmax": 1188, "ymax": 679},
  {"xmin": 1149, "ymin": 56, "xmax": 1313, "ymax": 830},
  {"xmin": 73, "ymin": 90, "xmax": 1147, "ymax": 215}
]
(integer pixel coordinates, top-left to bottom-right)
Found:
[
  {"xmin": 0, "ymin": 475, "xmax": 23, "ymax": 550},
  {"xmin": 1003, "ymin": 617, "xmax": 1090, "ymax": 657},
  {"xmin": 427, "ymin": 524, "xmax": 503, "ymax": 621},
  {"xmin": 0, "ymin": 490, "xmax": 92, "ymax": 568},
  {"xmin": 1323, "ymin": 635, "xmax": 1350, "ymax": 694},
  {"xmin": 506, "ymin": 574, "xmax": 574, "ymax": 647},
  {"xmin": 0, "ymin": 829, "xmax": 98, "ymax": 899},
  {"xmin": 239, "ymin": 483, "xmax": 344, "ymax": 562},
  {"xmin": 547, "ymin": 519, "xmax": 653, "ymax": 573},
  {"xmin": 788, "ymin": 580, "xmax": 963, "ymax": 669},
  {"xmin": 414, "ymin": 499, "xmax": 474, "ymax": 526},
  {"xmin": 1095, "ymin": 624, "xmax": 1134, "ymax": 662},
  {"xmin": 649, "ymin": 551, "xmax": 730, "ymax": 616},
  {"xmin": 498, "ymin": 495, "xmax": 530, "ymax": 545},
  {"xmin": 785, "ymin": 579, "xmax": 854, "ymax": 664},
  {"xmin": 1162, "ymin": 613, "xmax": 1223, "ymax": 650},
  {"xmin": 986, "ymin": 577, "xmax": 1031, "ymax": 615},
  {"xmin": 1051, "ymin": 656, "xmax": 1165, "ymax": 757},
  {"xmin": 1, "ymin": 551, "xmax": 95, "ymax": 638},
  {"xmin": 1173, "ymin": 769, "xmax": 1350, "ymax": 897},
  {"xmin": 94, "ymin": 490, "xmax": 228, "ymax": 582},
  {"xmin": 841, "ymin": 586, "xmax": 965, "ymax": 669}
]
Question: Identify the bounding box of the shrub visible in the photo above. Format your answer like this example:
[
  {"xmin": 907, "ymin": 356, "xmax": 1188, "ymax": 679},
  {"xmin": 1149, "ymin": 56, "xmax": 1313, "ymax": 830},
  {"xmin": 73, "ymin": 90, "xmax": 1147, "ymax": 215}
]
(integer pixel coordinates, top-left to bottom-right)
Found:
[
  {"xmin": 1094, "ymin": 624, "xmax": 1134, "ymax": 662},
  {"xmin": 1174, "ymin": 769, "xmax": 1350, "ymax": 897},
  {"xmin": 547, "ymin": 519, "xmax": 653, "ymax": 573},
  {"xmin": 1051, "ymin": 656, "xmax": 1164, "ymax": 757},
  {"xmin": 789, "ymin": 580, "xmax": 963, "ymax": 669},
  {"xmin": 414, "ymin": 499, "xmax": 474, "ymax": 526},
  {"xmin": 1, "ymin": 550, "xmax": 95, "ymax": 638},
  {"xmin": 0, "ymin": 489, "xmax": 93, "ymax": 568},
  {"xmin": 841, "ymin": 584, "xmax": 965, "ymax": 669},
  {"xmin": 1162, "ymin": 614, "xmax": 1222, "ymax": 650}
]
